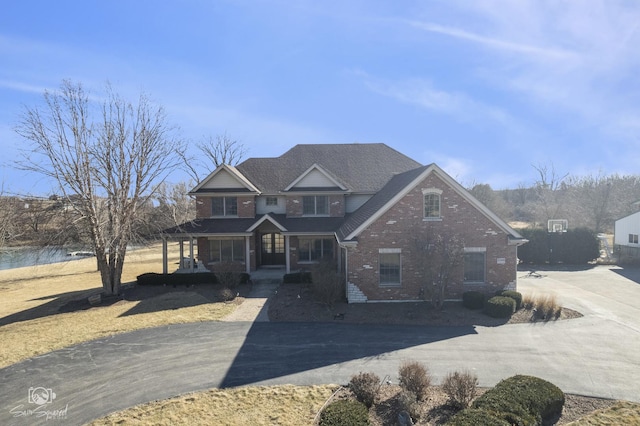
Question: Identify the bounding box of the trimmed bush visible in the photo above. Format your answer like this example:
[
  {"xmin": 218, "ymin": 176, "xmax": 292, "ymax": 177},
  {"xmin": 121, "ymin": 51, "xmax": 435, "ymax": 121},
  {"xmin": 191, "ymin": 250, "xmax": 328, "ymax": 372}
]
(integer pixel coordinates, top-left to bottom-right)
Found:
[
  {"xmin": 442, "ymin": 370, "xmax": 478, "ymax": 409},
  {"xmin": 447, "ymin": 408, "xmax": 510, "ymax": 426},
  {"xmin": 319, "ymin": 400, "xmax": 369, "ymax": 426},
  {"xmin": 217, "ymin": 287, "xmax": 236, "ymax": 302},
  {"xmin": 484, "ymin": 296, "xmax": 516, "ymax": 318},
  {"xmin": 282, "ymin": 271, "xmax": 312, "ymax": 284},
  {"xmin": 462, "ymin": 291, "xmax": 485, "ymax": 310},
  {"xmin": 499, "ymin": 290, "xmax": 523, "ymax": 310},
  {"xmin": 349, "ymin": 372, "xmax": 380, "ymax": 408},
  {"xmin": 472, "ymin": 375, "xmax": 565, "ymax": 425},
  {"xmin": 398, "ymin": 361, "xmax": 431, "ymax": 401}
]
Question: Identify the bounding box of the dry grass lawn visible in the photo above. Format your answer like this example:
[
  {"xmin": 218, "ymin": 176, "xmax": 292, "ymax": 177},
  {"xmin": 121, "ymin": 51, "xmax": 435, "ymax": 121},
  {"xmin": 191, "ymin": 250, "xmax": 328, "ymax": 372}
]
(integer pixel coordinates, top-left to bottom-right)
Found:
[
  {"xmin": 89, "ymin": 385, "xmax": 338, "ymax": 426},
  {"xmin": 0, "ymin": 243, "xmax": 235, "ymax": 368}
]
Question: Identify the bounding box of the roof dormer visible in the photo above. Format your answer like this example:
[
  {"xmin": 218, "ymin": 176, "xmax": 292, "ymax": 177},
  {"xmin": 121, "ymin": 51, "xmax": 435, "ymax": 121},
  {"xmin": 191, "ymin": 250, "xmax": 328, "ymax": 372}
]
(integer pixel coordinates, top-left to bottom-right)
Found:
[
  {"xmin": 190, "ymin": 164, "xmax": 260, "ymax": 195},
  {"xmin": 284, "ymin": 163, "xmax": 348, "ymax": 193}
]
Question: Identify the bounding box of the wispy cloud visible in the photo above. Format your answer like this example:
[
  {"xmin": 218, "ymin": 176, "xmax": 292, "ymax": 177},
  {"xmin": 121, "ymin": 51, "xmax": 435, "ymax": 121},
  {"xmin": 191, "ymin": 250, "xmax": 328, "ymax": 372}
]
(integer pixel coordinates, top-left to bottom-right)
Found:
[
  {"xmin": 0, "ymin": 79, "xmax": 53, "ymax": 95},
  {"xmin": 352, "ymin": 70, "xmax": 512, "ymax": 127},
  {"xmin": 410, "ymin": 21, "xmax": 577, "ymax": 61}
]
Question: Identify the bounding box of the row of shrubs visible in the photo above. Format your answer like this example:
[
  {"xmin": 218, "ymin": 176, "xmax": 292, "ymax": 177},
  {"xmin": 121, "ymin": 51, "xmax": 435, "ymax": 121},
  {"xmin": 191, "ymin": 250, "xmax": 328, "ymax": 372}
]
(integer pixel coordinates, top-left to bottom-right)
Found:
[
  {"xmin": 463, "ymin": 289, "xmax": 563, "ymax": 321},
  {"xmin": 320, "ymin": 360, "xmax": 565, "ymax": 426},
  {"xmin": 136, "ymin": 272, "xmax": 250, "ymax": 287},
  {"xmin": 450, "ymin": 375, "xmax": 565, "ymax": 425},
  {"xmin": 517, "ymin": 227, "xmax": 600, "ymax": 264}
]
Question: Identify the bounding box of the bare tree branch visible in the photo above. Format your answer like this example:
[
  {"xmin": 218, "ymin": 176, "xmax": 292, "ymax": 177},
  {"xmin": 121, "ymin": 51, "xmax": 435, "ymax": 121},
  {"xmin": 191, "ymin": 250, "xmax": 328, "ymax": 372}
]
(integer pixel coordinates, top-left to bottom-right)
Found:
[{"xmin": 15, "ymin": 80, "xmax": 184, "ymax": 295}]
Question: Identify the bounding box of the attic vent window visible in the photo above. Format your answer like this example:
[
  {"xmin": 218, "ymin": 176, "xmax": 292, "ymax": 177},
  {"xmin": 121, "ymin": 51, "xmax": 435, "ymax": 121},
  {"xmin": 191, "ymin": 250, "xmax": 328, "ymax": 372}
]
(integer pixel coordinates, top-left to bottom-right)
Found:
[{"xmin": 266, "ymin": 197, "xmax": 278, "ymax": 206}]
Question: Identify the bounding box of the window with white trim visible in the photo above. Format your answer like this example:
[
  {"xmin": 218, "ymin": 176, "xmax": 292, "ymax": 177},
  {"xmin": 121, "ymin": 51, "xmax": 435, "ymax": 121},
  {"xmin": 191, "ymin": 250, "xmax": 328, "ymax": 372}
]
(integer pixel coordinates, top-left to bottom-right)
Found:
[
  {"xmin": 629, "ymin": 234, "xmax": 639, "ymax": 244},
  {"xmin": 464, "ymin": 248, "xmax": 486, "ymax": 283},
  {"xmin": 298, "ymin": 238, "xmax": 334, "ymax": 262},
  {"xmin": 209, "ymin": 238, "xmax": 245, "ymax": 263},
  {"xmin": 266, "ymin": 197, "xmax": 278, "ymax": 206},
  {"xmin": 379, "ymin": 248, "xmax": 401, "ymax": 286},
  {"xmin": 211, "ymin": 197, "xmax": 237, "ymax": 216},
  {"xmin": 422, "ymin": 188, "xmax": 442, "ymax": 219},
  {"xmin": 302, "ymin": 196, "xmax": 328, "ymax": 215}
]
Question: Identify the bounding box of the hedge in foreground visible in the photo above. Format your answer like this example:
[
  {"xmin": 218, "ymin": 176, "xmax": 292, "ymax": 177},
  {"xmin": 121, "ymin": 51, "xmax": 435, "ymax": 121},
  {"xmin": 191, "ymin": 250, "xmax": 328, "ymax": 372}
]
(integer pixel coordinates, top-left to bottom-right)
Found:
[
  {"xmin": 471, "ymin": 375, "xmax": 565, "ymax": 425},
  {"xmin": 447, "ymin": 408, "xmax": 510, "ymax": 426},
  {"xmin": 319, "ymin": 400, "xmax": 369, "ymax": 426}
]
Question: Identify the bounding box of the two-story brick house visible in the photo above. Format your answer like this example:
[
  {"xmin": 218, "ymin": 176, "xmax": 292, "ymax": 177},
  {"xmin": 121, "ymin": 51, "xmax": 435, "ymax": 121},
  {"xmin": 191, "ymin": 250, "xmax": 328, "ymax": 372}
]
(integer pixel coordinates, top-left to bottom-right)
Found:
[{"xmin": 164, "ymin": 143, "xmax": 526, "ymax": 302}]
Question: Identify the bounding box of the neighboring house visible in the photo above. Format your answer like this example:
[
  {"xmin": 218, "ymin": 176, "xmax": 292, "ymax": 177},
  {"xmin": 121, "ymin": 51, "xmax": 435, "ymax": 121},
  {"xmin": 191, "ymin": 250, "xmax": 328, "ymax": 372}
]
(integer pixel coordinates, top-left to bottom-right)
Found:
[
  {"xmin": 163, "ymin": 143, "xmax": 526, "ymax": 303},
  {"xmin": 614, "ymin": 208, "xmax": 640, "ymax": 263}
]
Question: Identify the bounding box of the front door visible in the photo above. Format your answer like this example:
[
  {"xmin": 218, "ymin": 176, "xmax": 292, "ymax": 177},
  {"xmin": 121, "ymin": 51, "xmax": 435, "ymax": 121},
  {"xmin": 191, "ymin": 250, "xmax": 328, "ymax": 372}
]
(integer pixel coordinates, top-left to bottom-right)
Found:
[{"xmin": 261, "ymin": 233, "xmax": 285, "ymax": 265}]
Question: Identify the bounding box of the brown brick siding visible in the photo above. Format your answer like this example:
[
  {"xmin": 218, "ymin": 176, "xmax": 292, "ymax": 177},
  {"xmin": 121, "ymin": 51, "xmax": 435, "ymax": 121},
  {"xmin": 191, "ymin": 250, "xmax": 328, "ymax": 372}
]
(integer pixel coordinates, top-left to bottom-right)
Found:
[{"xmin": 347, "ymin": 173, "xmax": 517, "ymax": 301}]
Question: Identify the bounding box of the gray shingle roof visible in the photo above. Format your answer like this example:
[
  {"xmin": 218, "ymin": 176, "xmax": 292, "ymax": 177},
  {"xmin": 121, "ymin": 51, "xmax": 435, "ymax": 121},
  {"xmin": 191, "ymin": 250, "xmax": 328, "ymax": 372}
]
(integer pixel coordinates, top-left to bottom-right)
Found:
[
  {"xmin": 336, "ymin": 165, "xmax": 431, "ymax": 242},
  {"xmin": 236, "ymin": 143, "xmax": 422, "ymax": 193}
]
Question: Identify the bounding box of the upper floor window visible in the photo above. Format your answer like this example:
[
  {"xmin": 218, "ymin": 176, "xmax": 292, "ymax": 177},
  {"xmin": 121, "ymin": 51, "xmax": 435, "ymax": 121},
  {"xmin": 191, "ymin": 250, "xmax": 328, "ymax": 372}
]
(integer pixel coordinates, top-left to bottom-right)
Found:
[
  {"xmin": 422, "ymin": 188, "xmax": 442, "ymax": 219},
  {"xmin": 266, "ymin": 197, "xmax": 278, "ymax": 206},
  {"xmin": 629, "ymin": 234, "xmax": 639, "ymax": 244},
  {"xmin": 212, "ymin": 196, "xmax": 237, "ymax": 216},
  {"xmin": 303, "ymin": 195, "xmax": 328, "ymax": 215}
]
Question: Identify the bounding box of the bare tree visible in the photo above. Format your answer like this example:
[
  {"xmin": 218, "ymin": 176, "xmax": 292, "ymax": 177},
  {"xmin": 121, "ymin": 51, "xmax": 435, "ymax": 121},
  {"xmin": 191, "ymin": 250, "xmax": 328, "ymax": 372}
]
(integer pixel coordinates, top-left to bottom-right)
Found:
[
  {"xmin": 532, "ymin": 163, "xmax": 569, "ymax": 226},
  {"xmin": 178, "ymin": 133, "xmax": 247, "ymax": 182},
  {"xmin": 414, "ymin": 228, "xmax": 465, "ymax": 310},
  {"xmin": 15, "ymin": 80, "xmax": 184, "ymax": 295},
  {"xmin": 0, "ymin": 189, "xmax": 22, "ymax": 249},
  {"xmin": 197, "ymin": 132, "xmax": 246, "ymax": 168}
]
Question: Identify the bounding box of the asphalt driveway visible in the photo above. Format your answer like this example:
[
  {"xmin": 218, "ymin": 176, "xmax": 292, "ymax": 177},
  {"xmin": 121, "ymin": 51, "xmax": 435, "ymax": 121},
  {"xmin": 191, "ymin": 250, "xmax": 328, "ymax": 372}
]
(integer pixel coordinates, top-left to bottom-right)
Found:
[{"xmin": 1, "ymin": 265, "xmax": 640, "ymax": 425}]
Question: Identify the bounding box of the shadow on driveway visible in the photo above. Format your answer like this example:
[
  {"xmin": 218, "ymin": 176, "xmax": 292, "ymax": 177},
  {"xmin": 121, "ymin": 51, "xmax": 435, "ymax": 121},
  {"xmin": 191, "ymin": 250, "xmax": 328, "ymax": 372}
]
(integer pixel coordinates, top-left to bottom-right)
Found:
[
  {"xmin": 610, "ymin": 266, "xmax": 640, "ymax": 285},
  {"xmin": 220, "ymin": 321, "xmax": 477, "ymax": 388}
]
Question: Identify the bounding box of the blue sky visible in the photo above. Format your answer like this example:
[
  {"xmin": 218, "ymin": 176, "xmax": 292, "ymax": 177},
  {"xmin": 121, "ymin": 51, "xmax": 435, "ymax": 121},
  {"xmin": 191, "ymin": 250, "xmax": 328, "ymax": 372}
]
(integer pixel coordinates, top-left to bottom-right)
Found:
[{"xmin": 1, "ymin": 0, "xmax": 639, "ymax": 194}]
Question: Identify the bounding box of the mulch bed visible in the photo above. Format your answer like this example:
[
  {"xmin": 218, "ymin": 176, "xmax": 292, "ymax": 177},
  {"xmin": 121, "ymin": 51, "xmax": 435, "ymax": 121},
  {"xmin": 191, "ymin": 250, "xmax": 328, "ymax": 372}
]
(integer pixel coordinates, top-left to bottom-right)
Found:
[{"xmin": 268, "ymin": 283, "xmax": 582, "ymax": 326}]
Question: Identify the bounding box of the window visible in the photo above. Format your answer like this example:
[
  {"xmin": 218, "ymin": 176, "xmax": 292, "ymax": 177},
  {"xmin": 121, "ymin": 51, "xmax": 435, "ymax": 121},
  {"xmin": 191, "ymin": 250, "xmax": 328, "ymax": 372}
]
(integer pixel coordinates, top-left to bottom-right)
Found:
[
  {"xmin": 379, "ymin": 249, "xmax": 401, "ymax": 286},
  {"xmin": 298, "ymin": 238, "xmax": 334, "ymax": 262},
  {"xmin": 212, "ymin": 197, "xmax": 237, "ymax": 216},
  {"xmin": 265, "ymin": 197, "xmax": 278, "ymax": 206},
  {"xmin": 302, "ymin": 196, "xmax": 328, "ymax": 215},
  {"xmin": 209, "ymin": 238, "xmax": 245, "ymax": 262},
  {"xmin": 464, "ymin": 251, "xmax": 486, "ymax": 283},
  {"xmin": 423, "ymin": 192, "xmax": 441, "ymax": 219},
  {"xmin": 629, "ymin": 234, "xmax": 639, "ymax": 244}
]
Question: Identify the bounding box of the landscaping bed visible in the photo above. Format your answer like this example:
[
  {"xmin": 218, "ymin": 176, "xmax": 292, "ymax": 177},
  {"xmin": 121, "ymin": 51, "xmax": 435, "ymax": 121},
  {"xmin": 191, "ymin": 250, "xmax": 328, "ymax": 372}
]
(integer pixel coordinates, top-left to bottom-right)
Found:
[{"xmin": 268, "ymin": 283, "xmax": 582, "ymax": 326}]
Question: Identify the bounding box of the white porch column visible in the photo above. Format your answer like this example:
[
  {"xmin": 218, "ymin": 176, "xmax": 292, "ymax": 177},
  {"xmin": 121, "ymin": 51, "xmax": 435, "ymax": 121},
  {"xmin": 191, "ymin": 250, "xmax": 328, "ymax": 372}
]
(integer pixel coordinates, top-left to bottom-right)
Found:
[
  {"xmin": 189, "ymin": 238, "xmax": 195, "ymax": 273},
  {"xmin": 179, "ymin": 240, "xmax": 184, "ymax": 269},
  {"xmin": 245, "ymin": 235, "xmax": 251, "ymax": 274},
  {"xmin": 285, "ymin": 235, "xmax": 291, "ymax": 273},
  {"xmin": 162, "ymin": 238, "xmax": 168, "ymax": 275}
]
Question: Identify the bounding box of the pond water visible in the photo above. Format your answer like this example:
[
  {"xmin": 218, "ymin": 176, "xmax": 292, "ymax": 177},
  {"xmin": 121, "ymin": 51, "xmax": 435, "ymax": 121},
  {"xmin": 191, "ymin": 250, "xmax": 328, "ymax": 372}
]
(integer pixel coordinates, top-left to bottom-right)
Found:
[{"xmin": 0, "ymin": 246, "xmax": 92, "ymax": 271}]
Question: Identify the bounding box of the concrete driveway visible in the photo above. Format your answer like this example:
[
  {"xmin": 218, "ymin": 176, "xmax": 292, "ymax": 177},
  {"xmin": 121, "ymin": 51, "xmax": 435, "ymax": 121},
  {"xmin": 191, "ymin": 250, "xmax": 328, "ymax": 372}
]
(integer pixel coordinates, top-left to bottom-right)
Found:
[{"xmin": 1, "ymin": 265, "xmax": 640, "ymax": 425}]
